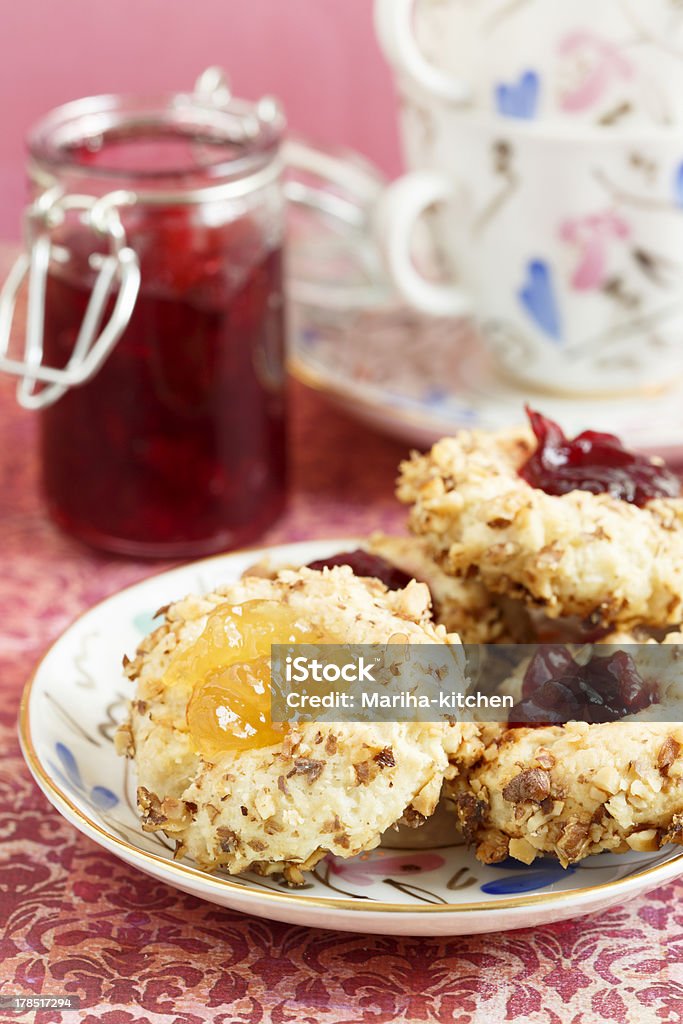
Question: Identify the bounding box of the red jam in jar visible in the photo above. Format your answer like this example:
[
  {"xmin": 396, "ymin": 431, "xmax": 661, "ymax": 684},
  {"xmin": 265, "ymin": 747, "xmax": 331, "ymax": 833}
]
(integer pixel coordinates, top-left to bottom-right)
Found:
[{"xmin": 27, "ymin": 88, "xmax": 287, "ymax": 556}]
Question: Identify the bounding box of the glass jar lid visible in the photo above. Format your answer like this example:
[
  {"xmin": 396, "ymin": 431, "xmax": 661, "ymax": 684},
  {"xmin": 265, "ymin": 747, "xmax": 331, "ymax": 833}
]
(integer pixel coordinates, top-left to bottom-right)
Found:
[
  {"xmin": 28, "ymin": 67, "xmax": 286, "ymax": 203},
  {"xmin": 0, "ymin": 69, "xmax": 286, "ymax": 410}
]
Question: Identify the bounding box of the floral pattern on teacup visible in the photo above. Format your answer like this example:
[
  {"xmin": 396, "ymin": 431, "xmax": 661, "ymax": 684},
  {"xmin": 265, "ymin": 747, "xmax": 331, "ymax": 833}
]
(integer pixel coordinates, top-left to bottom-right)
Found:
[
  {"xmin": 556, "ymin": 31, "xmax": 634, "ymax": 114},
  {"xmin": 517, "ymin": 259, "xmax": 562, "ymax": 341},
  {"xmin": 495, "ymin": 69, "xmax": 540, "ymax": 119},
  {"xmin": 673, "ymin": 161, "xmax": 683, "ymax": 207},
  {"xmin": 559, "ymin": 211, "xmax": 631, "ymax": 291}
]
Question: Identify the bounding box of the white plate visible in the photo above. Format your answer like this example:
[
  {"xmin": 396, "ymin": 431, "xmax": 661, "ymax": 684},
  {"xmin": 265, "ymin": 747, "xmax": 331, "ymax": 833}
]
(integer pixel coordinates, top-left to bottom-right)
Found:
[
  {"xmin": 290, "ymin": 316, "xmax": 683, "ymax": 460},
  {"xmin": 19, "ymin": 539, "xmax": 683, "ymax": 936}
]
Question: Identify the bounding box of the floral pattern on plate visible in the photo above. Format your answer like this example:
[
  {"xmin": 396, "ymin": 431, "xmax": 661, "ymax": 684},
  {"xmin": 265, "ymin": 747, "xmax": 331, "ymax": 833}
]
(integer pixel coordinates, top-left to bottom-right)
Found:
[{"xmin": 20, "ymin": 540, "xmax": 683, "ymax": 935}]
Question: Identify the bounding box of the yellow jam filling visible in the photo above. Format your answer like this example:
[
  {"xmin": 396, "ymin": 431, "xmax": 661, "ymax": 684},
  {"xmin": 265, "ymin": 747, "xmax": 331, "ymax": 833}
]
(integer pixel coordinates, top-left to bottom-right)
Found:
[{"xmin": 162, "ymin": 599, "xmax": 323, "ymax": 757}]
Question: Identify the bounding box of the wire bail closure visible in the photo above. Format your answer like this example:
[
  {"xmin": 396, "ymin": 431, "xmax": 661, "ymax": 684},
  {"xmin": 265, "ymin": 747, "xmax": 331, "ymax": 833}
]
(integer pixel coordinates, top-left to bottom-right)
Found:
[
  {"xmin": 0, "ymin": 67, "xmax": 257, "ymax": 412},
  {"xmin": 0, "ymin": 69, "xmax": 317, "ymax": 410},
  {"xmin": 0, "ymin": 189, "xmax": 140, "ymax": 409}
]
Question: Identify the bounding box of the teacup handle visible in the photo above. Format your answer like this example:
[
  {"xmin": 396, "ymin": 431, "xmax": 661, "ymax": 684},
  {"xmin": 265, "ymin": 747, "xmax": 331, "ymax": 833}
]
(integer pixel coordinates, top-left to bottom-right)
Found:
[
  {"xmin": 374, "ymin": 171, "xmax": 471, "ymax": 317},
  {"xmin": 374, "ymin": 0, "xmax": 470, "ymax": 103}
]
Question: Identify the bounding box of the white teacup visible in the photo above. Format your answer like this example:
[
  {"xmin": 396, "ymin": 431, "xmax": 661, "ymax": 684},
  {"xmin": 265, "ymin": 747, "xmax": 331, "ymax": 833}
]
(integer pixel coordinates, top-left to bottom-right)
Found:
[
  {"xmin": 376, "ymin": 0, "xmax": 683, "ymax": 126},
  {"xmin": 375, "ymin": 115, "xmax": 683, "ymax": 395}
]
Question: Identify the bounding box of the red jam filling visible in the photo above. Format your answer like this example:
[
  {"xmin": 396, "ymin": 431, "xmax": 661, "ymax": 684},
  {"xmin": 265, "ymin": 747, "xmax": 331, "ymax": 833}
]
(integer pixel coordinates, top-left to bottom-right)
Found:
[
  {"xmin": 519, "ymin": 407, "xmax": 680, "ymax": 507},
  {"xmin": 306, "ymin": 550, "xmax": 413, "ymax": 591},
  {"xmin": 509, "ymin": 645, "xmax": 657, "ymax": 726}
]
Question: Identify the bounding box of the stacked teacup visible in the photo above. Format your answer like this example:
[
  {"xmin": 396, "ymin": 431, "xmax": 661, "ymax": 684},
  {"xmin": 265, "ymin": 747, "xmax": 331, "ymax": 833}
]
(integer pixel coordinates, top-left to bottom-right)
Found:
[{"xmin": 375, "ymin": 0, "xmax": 683, "ymax": 396}]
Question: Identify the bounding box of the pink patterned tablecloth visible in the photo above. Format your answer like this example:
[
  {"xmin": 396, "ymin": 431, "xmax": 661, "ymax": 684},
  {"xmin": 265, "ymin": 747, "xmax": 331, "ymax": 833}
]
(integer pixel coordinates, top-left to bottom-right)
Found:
[{"xmin": 1, "ymin": 243, "xmax": 683, "ymax": 1024}]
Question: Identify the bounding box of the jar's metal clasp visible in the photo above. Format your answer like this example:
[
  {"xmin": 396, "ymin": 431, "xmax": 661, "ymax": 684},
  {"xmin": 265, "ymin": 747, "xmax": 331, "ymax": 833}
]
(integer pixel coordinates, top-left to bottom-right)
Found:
[{"xmin": 0, "ymin": 189, "xmax": 140, "ymax": 409}]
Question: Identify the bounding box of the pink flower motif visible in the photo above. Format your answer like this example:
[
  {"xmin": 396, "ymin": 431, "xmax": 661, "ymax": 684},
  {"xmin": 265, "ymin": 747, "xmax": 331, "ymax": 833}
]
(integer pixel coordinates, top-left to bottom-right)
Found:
[
  {"xmin": 559, "ymin": 211, "xmax": 630, "ymax": 290},
  {"xmin": 557, "ymin": 31, "xmax": 634, "ymax": 112},
  {"xmin": 327, "ymin": 850, "xmax": 445, "ymax": 885}
]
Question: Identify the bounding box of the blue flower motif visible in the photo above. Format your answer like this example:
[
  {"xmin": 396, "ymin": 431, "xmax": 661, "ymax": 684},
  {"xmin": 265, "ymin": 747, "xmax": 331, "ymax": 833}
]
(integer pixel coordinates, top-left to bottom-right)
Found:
[
  {"xmin": 49, "ymin": 742, "xmax": 119, "ymax": 811},
  {"xmin": 674, "ymin": 162, "xmax": 683, "ymax": 207},
  {"xmin": 495, "ymin": 70, "xmax": 540, "ymax": 119},
  {"xmin": 301, "ymin": 327, "xmax": 320, "ymax": 350},
  {"xmin": 480, "ymin": 857, "xmax": 576, "ymax": 895},
  {"xmin": 422, "ymin": 386, "xmax": 450, "ymax": 406},
  {"xmin": 454, "ymin": 404, "xmax": 481, "ymax": 425},
  {"xmin": 132, "ymin": 610, "xmax": 161, "ymax": 635},
  {"xmin": 518, "ymin": 259, "xmax": 562, "ymax": 341}
]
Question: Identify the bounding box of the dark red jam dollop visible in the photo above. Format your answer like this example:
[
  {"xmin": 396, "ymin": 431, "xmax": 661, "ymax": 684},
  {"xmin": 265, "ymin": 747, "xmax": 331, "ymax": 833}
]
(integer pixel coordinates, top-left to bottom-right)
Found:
[
  {"xmin": 518, "ymin": 407, "xmax": 680, "ymax": 507},
  {"xmin": 307, "ymin": 550, "xmax": 413, "ymax": 591},
  {"xmin": 509, "ymin": 645, "xmax": 657, "ymax": 726}
]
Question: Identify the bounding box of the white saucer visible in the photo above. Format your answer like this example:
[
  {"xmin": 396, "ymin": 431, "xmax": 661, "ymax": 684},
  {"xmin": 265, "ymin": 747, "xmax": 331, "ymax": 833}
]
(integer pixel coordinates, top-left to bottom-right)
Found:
[{"xmin": 290, "ymin": 307, "xmax": 683, "ymax": 460}]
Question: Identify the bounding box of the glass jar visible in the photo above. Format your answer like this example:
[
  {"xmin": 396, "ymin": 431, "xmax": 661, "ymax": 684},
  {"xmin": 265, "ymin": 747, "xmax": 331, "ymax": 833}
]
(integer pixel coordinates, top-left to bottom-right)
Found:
[{"xmin": 4, "ymin": 73, "xmax": 287, "ymax": 557}]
